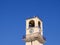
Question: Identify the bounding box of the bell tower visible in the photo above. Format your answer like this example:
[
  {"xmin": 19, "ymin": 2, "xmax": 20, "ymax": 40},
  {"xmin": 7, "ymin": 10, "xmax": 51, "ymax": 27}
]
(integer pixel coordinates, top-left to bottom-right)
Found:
[{"xmin": 23, "ymin": 16, "xmax": 46, "ymax": 45}]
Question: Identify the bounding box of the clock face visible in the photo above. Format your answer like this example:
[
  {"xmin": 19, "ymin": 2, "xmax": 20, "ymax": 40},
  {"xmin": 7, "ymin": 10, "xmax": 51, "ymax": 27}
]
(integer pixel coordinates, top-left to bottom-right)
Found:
[{"xmin": 29, "ymin": 29, "xmax": 34, "ymax": 34}]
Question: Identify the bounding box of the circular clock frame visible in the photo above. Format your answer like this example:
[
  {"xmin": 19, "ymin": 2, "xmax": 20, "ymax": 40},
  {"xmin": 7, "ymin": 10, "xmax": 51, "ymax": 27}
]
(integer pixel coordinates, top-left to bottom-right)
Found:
[{"xmin": 29, "ymin": 29, "xmax": 34, "ymax": 34}]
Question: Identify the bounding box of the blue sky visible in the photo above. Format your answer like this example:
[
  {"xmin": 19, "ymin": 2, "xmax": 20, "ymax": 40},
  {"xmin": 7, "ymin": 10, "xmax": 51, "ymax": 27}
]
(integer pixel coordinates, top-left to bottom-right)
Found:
[{"xmin": 0, "ymin": 0, "xmax": 60, "ymax": 45}]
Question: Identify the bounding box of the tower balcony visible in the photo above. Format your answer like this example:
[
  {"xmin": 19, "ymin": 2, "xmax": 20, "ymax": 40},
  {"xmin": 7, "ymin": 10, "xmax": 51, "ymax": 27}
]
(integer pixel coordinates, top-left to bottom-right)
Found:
[{"xmin": 22, "ymin": 32, "xmax": 46, "ymax": 43}]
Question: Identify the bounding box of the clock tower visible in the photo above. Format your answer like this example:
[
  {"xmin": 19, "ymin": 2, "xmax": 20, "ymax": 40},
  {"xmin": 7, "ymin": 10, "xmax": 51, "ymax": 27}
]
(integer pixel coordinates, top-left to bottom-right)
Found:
[{"xmin": 23, "ymin": 16, "xmax": 46, "ymax": 45}]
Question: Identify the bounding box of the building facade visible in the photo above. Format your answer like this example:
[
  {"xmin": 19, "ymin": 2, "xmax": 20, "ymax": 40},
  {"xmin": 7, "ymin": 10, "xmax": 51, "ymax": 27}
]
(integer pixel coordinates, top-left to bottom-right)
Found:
[{"xmin": 23, "ymin": 16, "xmax": 45, "ymax": 45}]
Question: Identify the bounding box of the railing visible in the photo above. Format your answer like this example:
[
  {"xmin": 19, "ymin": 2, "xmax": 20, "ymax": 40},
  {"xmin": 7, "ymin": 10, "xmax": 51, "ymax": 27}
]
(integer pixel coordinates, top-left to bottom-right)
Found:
[{"xmin": 22, "ymin": 32, "xmax": 46, "ymax": 43}]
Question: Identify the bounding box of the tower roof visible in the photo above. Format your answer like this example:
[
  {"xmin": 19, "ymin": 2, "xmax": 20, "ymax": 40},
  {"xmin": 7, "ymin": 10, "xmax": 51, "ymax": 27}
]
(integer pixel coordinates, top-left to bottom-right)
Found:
[{"xmin": 26, "ymin": 16, "xmax": 42, "ymax": 21}]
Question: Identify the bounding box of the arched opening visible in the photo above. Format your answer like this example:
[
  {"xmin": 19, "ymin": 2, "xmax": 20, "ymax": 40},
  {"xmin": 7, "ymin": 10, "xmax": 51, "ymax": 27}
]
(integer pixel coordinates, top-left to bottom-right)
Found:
[
  {"xmin": 38, "ymin": 21, "xmax": 41, "ymax": 28},
  {"xmin": 29, "ymin": 20, "xmax": 35, "ymax": 27}
]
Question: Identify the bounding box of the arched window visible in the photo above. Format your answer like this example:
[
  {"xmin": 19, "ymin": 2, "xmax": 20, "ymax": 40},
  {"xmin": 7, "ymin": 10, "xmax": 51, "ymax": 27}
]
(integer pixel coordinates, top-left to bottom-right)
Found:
[
  {"xmin": 29, "ymin": 20, "xmax": 35, "ymax": 27},
  {"xmin": 38, "ymin": 21, "xmax": 41, "ymax": 28}
]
